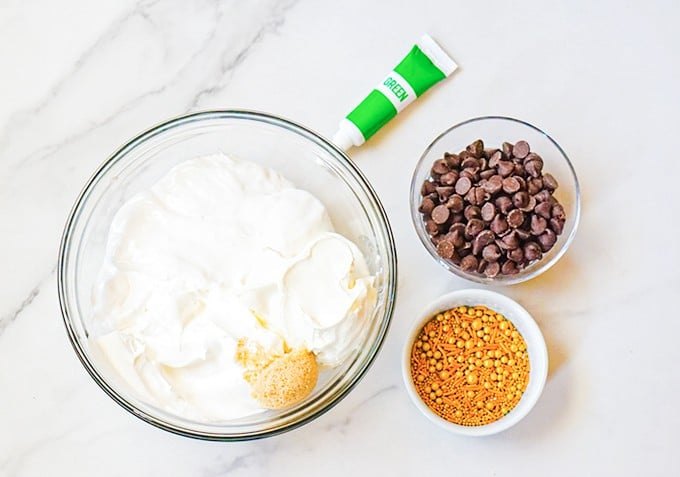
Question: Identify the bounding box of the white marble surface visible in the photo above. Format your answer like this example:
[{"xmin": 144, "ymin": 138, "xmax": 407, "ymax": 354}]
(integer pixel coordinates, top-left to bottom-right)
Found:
[{"xmin": 1, "ymin": 0, "xmax": 679, "ymax": 475}]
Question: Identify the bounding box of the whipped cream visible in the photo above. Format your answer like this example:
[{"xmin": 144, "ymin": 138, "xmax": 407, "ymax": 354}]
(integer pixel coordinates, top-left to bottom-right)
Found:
[{"xmin": 90, "ymin": 154, "xmax": 376, "ymax": 421}]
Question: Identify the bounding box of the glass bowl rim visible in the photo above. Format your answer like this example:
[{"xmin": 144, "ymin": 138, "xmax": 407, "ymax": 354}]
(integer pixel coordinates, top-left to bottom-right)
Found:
[
  {"xmin": 57, "ymin": 109, "xmax": 398, "ymax": 441},
  {"xmin": 409, "ymin": 115, "xmax": 581, "ymax": 285}
]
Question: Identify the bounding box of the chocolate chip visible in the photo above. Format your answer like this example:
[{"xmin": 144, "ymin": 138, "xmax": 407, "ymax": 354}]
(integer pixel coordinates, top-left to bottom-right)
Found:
[
  {"xmin": 475, "ymin": 187, "xmax": 487, "ymax": 205},
  {"xmin": 502, "ymin": 142, "xmax": 514, "ymax": 158},
  {"xmin": 482, "ymin": 243, "xmax": 502, "ymax": 262},
  {"xmin": 482, "ymin": 175, "xmax": 503, "ymax": 195},
  {"xmin": 477, "ymin": 259, "xmax": 489, "ymax": 274},
  {"xmin": 497, "ymin": 160, "xmax": 515, "ymax": 177},
  {"xmin": 462, "ymin": 167, "xmax": 480, "ymax": 181},
  {"xmin": 425, "ymin": 219, "xmax": 439, "ymax": 235},
  {"xmin": 537, "ymin": 229, "xmax": 557, "ymax": 252},
  {"xmin": 542, "ymin": 173, "xmax": 559, "ymax": 190},
  {"xmin": 501, "ymin": 259, "xmax": 519, "ymax": 275},
  {"xmin": 512, "ymin": 140, "xmax": 530, "ymax": 159},
  {"xmin": 507, "ymin": 247, "xmax": 525, "ymax": 263},
  {"xmin": 464, "ymin": 188, "xmax": 477, "ymax": 205},
  {"xmin": 523, "ymin": 242, "xmax": 542, "ymax": 261},
  {"xmin": 461, "ymin": 156, "xmax": 480, "ymax": 169},
  {"xmin": 550, "ymin": 217, "xmax": 565, "ymax": 235},
  {"xmin": 552, "ymin": 203, "xmax": 566, "ymax": 220},
  {"xmin": 448, "ymin": 229, "xmax": 466, "ymax": 248},
  {"xmin": 436, "ymin": 240, "xmax": 455, "ymax": 259},
  {"xmin": 460, "ymin": 254, "xmax": 478, "ymax": 272},
  {"xmin": 446, "ymin": 194, "xmax": 465, "ymax": 212},
  {"xmin": 523, "ymin": 152, "xmax": 541, "ymax": 163},
  {"xmin": 507, "ymin": 209, "xmax": 524, "ymax": 228},
  {"xmin": 481, "ymin": 202, "xmax": 496, "ymax": 222},
  {"xmin": 450, "ymin": 250, "xmax": 462, "ymax": 265},
  {"xmin": 445, "ymin": 152, "xmax": 461, "ymax": 168},
  {"xmin": 432, "ymin": 159, "xmax": 450, "ymax": 175},
  {"xmin": 534, "ymin": 189, "xmax": 551, "ymax": 203},
  {"xmin": 527, "ymin": 177, "xmax": 543, "ymax": 195},
  {"xmin": 472, "ymin": 230, "xmax": 496, "ymax": 255},
  {"xmin": 466, "ymin": 139, "xmax": 484, "ymax": 158},
  {"xmin": 512, "ymin": 191, "xmax": 530, "ymax": 209},
  {"xmin": 480, "ymin": 169, "xmax": 496, "ymax": 180},
  {"xmin": 464, "ymin": 205, "xmax": 482, "ymax": 220},
  {"xmin": 514, "ymin": 176, "xmax": 527, "ymax": 191},
  {"xmin": 440, "ymin": 171, "xmax": 459, "ymax": 186},
  {"xmin": 454, "ymin": 176, "xmax": 472, "ymax": 195},
  {"xmin": 502, "ymin": 177, "xmax": 521, "ymax": 194},
  {"xmin": 484, "ymin": 261, "xmax": 501, "ymax": 277},
  {"xmin": 530, "ymin": 214, "xmax": 548, "ymax": 235},
  {"xmin": 524, "ymin": 158, "xmax": 544, "ymax": 178},
  {"xmin": 421, "ymin": 180, "xmax": 436, "ymax": 196},
  {"xmin": 500, "ymin": 231, "xmax": 520, "ymax": 250},
  {"xmin": 519, "ymin": 195, "xmax": 537, "ymax": 212},
  {"xmin": 431, "ymin": 205, "xmax": 450, "ymax": 224},
  {"xmin": 489, "ymin": 150, "xmax": 503, "ymax": 168},
  {"xmin": 515, "ymin": 227, "xmax": 531, "ymax": 241},
  {"xmin": 495, "ymin": 195, "xmax": 514, "ymax": 214},
  {"xmin": 534, "ymin": 201, "xmax": 552, "ymax": 219},
  {"xmin": 449, "ymin": 222, "xmax": 465, "ymax": 234},
  {"xmin": 490, "ymin": 214, "xmax": 509, "ymax": 235},
  {"xmin": 465, "ymin": 218, "xmax": 485, "ymax": 238},
  {"xmin": 419, "ymin": 197, "xmax": 436, "ymax": 214},
  {"xmin": 436, "ymin": 186, "xmax": 455, "ymax": 201}
]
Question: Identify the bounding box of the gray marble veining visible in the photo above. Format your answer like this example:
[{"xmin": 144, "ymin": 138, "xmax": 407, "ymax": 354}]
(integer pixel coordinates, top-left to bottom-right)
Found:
[{"xmin": 1, "ymin": 0, "xmax": 680, "ymax": 475}]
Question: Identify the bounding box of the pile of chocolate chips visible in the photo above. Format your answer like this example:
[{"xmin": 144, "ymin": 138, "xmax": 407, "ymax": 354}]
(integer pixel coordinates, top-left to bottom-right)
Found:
[{"xmin": 419, "ymin": 139, "xmax": 566, "ymax": 277}]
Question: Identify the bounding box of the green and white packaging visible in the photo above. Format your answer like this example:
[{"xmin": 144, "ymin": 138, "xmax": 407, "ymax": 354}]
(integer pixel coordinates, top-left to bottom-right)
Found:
[{"xmin": 333, "ymin": 35, "xmax": 457, "ymax": 151}]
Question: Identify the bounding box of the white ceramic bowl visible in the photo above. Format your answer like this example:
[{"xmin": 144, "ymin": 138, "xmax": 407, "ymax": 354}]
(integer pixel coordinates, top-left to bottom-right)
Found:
[{"xmin": 402, "ymin": 289, "xmax": 548, "ymax": 436}]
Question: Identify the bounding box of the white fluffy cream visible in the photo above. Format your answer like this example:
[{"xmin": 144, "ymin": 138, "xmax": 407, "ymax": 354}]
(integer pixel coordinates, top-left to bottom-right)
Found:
[{"xmin": 90, "ymin": 154, "xmax": 376, "ymax": 421}]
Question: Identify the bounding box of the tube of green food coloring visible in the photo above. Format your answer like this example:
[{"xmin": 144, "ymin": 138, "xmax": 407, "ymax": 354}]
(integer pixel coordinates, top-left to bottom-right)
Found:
[{"xmin": 332, "ymin": 35, "xmax": 457, "ymax": 151}]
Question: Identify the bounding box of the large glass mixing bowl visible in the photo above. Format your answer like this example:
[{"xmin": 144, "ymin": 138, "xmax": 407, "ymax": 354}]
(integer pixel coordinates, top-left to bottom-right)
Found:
[{"xmin": 58, "ymin": 110, "xmax": 397, "ymax": 440}]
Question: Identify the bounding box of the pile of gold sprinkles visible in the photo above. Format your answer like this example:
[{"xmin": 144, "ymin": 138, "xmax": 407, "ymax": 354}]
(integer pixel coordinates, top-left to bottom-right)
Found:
[{"xmin": 410, "ymin": 305, "xmax": 530, "ymax": 426}]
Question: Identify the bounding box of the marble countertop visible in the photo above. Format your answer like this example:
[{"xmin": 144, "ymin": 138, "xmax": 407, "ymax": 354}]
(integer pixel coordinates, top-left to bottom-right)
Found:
[{"xmin": 2, "ymin": 0, "xmax": 679, "ymax": 475}]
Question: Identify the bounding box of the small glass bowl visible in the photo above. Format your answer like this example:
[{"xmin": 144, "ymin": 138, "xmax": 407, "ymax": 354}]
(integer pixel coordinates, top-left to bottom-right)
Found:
[
  {"xmin": 410, "ymin": 116, "xmax": 580, "ymax": 285},
  {"xmin": 402, "ymin": 289, "xmax": 548, "ymax": 436},
  {"xmin": 58, "ymin": 110, "xmax": 397, "ymax": 440}
]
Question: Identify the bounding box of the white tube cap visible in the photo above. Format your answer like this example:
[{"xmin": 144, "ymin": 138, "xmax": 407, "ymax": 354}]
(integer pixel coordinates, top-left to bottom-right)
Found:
[
  {"xmin": 331, "ymin": 119, "xmax": 365, "ymax": 152},
  {"xmin": 331, "ymin": 129, "xmax": 355, "ymax": 152}
]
